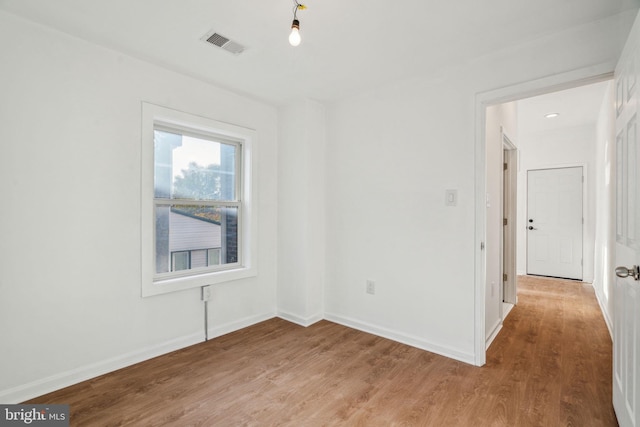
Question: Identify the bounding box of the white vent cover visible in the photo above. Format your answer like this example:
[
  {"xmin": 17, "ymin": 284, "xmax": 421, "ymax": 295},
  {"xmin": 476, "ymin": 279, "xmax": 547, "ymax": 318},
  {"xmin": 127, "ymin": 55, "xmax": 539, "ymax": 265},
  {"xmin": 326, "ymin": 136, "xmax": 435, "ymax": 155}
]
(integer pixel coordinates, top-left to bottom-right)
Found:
[{"xmin": 202, "ymin": 31, "xmax": 245, "ymax": 55}]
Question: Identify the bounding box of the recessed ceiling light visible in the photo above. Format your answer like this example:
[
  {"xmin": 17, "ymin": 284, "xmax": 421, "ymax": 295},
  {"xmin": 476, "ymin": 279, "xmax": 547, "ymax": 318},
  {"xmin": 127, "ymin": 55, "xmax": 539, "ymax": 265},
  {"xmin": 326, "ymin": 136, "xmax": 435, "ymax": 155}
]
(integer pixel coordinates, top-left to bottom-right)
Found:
[{"xmin": 544, "ymin": 112, "xmax": 560, "ymax": 119}]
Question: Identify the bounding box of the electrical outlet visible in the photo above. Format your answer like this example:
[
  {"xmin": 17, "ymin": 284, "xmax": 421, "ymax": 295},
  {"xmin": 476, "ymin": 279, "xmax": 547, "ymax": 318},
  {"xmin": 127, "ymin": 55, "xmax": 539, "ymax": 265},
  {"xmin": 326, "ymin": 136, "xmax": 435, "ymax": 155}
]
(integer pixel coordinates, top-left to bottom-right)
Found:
[
  {"xmin": 201, "ymin": 285, "xmax": 212, "ymax": 301},
  {"xmin": 445, "ymin": 189, "xmax": 457, "ymax": 206},
  {"xmin": 366, "ymin": 280, "xmax": 375, "ymax": 295}
]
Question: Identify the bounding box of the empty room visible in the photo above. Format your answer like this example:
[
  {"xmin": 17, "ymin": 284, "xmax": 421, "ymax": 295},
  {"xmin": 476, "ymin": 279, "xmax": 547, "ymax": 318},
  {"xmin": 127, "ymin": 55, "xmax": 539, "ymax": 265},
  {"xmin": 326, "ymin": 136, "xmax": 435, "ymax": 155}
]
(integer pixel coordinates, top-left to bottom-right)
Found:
[{"xmin": 1, "ymin": 1, "xmax": 639, "ymax": 425}]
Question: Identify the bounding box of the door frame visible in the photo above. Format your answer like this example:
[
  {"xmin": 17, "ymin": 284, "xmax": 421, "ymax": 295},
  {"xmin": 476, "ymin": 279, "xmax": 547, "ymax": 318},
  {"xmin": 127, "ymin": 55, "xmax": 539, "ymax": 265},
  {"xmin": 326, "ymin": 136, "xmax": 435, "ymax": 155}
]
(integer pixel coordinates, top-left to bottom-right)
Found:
[
  {"xmin": 502, "ymin": 130, "xmax": 518, "ymax": 306},
  {"xmin": 473, "ymin": 64, "xmax": 613, "ymax": 366}
]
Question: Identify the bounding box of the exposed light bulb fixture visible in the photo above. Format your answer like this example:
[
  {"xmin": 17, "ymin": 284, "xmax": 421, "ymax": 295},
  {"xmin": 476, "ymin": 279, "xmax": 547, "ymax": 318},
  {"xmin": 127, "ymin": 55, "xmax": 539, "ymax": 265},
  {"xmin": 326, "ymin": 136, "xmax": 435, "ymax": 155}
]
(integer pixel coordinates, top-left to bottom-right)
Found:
[
  {"xmin": 544, "ymin": 112, "xmax": 560, "ymax": 119},
  {"xmin": 289, "ymin": 1, "xmax": 306, "ymax": 46},
  {"xmin": 289, "ymin": 19, "xmax": 301, "ymax": 46}
]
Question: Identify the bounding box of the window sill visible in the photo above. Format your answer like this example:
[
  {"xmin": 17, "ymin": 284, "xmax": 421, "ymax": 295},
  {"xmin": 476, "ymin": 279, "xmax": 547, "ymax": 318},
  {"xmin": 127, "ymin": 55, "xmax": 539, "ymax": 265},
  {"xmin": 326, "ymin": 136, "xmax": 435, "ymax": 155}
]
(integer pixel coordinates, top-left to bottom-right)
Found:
[{"xmin": 142, "ymin": 265, "xmax": 257, "ymax": 297}]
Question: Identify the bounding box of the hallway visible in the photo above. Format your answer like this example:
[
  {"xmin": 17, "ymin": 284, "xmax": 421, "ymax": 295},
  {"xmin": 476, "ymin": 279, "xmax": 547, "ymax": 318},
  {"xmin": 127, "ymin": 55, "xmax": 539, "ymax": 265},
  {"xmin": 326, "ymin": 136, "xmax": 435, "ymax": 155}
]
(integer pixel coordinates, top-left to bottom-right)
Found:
[{"xmin": 485, "ymin": 275, "xmax": 615, "ymax": 425}]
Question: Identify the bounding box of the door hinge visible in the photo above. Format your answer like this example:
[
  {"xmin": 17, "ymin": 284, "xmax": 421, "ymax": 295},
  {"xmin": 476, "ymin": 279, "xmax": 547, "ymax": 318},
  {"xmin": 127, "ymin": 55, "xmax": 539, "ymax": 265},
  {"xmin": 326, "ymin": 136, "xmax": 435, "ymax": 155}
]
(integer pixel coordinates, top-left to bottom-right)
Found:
[
  {"xmin": 503, "ymin": 218, "xmax": 508, "ymax": 226},
  {"xmin": 503, "ymin": 273, "xmax": 508, "ymax": 282},
  {"xmin": 504, "ymin": 163, "xmax": 508, "ymax": 171},
  {"xmin": 481, "ymin": 242, "xmax": 485, "ymax": 250}
]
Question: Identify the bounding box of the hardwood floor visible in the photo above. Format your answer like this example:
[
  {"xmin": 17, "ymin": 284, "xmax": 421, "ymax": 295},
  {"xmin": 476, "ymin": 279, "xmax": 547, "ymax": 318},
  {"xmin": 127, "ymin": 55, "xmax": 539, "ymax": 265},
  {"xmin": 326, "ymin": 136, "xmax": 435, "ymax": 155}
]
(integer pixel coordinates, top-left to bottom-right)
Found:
[{"xmin": 27, "ymin": 276, "xmax": 616, "ymax": 426}]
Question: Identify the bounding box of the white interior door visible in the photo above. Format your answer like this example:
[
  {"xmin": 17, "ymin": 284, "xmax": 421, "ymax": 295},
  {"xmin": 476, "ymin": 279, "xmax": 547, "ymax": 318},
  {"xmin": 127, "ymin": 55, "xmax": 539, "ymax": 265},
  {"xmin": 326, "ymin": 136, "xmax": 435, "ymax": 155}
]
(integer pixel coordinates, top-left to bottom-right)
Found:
[
  {"xmin": 527, "ymin": 167, "xmax": 583, "ymax": 280},
  {"xmin": 613, "ymin": 13, "xmax": 640, "ymax": 427}
]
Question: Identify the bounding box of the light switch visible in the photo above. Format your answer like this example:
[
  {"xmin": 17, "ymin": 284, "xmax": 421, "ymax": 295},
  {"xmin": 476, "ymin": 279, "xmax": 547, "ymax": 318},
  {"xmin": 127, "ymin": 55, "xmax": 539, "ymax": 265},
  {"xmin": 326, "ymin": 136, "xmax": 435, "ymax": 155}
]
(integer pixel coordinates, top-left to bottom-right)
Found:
[{"xmin": 445, "ymin": 189, "xmax": 457, "ymax": 206}]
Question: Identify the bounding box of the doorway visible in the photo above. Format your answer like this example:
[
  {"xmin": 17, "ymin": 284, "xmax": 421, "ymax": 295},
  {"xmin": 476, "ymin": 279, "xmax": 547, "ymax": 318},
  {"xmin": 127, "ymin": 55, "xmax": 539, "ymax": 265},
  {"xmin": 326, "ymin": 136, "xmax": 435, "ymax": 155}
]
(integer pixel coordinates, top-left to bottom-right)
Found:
[{"xmin": 475, "ymin": 69, "xmax": 613, "ymax": 366}]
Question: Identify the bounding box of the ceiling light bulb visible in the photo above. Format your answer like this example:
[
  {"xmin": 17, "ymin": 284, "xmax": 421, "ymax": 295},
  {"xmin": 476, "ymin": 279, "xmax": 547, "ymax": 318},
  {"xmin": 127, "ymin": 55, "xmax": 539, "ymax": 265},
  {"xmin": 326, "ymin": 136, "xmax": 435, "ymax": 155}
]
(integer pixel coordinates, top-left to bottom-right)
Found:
[
  {"xmin": 289, "ymin": 19, "xmax": 301, "ymax": 46},
  {"xmin": 544, "ymin": 112, "xmax": 560, "ymax": 119}
]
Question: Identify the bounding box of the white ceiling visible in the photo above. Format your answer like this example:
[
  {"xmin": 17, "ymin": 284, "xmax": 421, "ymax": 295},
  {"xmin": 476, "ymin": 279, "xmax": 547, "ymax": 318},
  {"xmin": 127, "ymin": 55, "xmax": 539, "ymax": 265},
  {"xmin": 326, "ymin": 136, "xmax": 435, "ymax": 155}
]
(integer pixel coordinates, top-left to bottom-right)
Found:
[
  {"xmin": 0, "ymin": 0, "xmax": 637, "ymax": 106},
  {"xmin": 518, "ymin": 80, "xmax": 611, "ymax": 134}
]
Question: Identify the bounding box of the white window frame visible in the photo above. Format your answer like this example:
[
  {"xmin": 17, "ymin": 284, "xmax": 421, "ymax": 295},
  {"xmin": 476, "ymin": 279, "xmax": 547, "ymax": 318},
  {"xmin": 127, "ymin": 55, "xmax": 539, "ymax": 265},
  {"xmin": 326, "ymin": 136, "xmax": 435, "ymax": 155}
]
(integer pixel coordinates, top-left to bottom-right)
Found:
[{"xmin": 141, "ymin": 102, "xmax": 258, "ymax": 297}]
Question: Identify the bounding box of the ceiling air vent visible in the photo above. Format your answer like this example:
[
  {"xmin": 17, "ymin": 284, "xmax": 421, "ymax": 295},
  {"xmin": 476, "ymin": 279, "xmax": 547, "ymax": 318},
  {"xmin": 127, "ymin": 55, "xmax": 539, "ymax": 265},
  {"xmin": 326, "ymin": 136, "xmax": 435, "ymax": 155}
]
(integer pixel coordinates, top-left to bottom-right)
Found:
[{"xmin": 202, "ymin": 31, "xmax": 245, "ymax": 55}]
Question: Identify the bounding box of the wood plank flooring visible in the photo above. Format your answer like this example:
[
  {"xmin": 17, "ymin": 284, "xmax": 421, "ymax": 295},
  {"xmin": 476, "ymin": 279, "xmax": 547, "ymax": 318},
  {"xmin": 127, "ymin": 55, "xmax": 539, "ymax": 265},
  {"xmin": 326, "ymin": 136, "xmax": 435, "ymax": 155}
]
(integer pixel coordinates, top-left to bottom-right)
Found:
[{"xmin": 27, "ymin": 276, "xmax": 616, "ymax": 426}]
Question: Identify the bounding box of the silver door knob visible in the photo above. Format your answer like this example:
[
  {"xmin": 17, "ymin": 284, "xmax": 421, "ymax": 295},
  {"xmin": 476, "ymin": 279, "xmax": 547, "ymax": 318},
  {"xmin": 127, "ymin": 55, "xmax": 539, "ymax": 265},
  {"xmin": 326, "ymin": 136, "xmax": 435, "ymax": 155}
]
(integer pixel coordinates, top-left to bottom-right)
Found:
[{"xmin": 615, "ymin": 265, "xmax": 640, "ymax": 280}]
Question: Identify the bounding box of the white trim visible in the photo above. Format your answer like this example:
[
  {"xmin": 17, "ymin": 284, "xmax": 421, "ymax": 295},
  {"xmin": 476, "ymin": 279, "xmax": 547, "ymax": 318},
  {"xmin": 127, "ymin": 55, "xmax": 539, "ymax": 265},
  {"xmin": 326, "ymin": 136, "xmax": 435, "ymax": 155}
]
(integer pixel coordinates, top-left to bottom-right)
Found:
[
  {"xmin": 277, "ymin": 311, "xmax": 323, "ymax": 327},
  {"xmin": 502, "ymin": 301, "xmax": 515, "ymax": 319},
  {"xmin": 485, "ymin": 322, "xmax": 502, "ymax": 350},
  {"xmin": 593, "ymin": 283, "xmax": 613, "ymax": 339},
  {"xmin": 502, "ymin": 128, "xmax": 517, "ymax": 150},
  {"xmin": 324, "ymin": 312, "xmax": 475, "ymax": 365},
  {"xmin": 501, "ymin": 134, "xmax": 518, "ymax": 306},
  {"xmin": 206, "ymin": 312, "xmax": 276, "ymax": 340},
  {"xmin": 0, "ymin": 332, "xmax": 203, "ymax": 404},
  {"xmin": 475, "ymin": 63, "xmax": 615, "ymax": 367},
  {"xmin": 141, "ymin": 102, "xmax": 259, "ymax": 297},
  {"xmin": 2, "ymin": 313, "xmax": 278, "ymax": 404}
]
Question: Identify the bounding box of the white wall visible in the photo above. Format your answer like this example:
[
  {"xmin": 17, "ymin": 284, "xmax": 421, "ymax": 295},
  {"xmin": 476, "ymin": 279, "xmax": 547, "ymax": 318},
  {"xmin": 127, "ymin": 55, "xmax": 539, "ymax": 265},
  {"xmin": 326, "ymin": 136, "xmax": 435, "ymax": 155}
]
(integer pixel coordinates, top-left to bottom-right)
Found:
[
  {"xmin": 515, "ymin": 121, "xmax": 597, "ymax": 282},
  {"xmin": 593, "ymin": 82, "xmax": 616, "ymax": 332},
  {"xmin": 485, "ymin": 102, "xmax": 517, "ymax": 343},
  {"xmin": 324, "ymin": 11, "xmax": 635, "ymax": 364},
  {"xmin": 277, "ymin": 100, "xmax": 326, "ymax": 325},
  {"xmin": 0, "ymin": 11, "xmax": 278, "ymax": 402}
]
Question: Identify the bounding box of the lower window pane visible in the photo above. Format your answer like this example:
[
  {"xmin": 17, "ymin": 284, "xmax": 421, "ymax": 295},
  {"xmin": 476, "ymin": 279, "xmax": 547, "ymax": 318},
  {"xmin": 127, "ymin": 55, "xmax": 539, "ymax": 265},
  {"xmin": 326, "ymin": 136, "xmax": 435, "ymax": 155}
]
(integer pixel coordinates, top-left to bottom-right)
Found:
[{"xmin": 155, "ymin": 205, "xmax": 238, "ymax": 274}]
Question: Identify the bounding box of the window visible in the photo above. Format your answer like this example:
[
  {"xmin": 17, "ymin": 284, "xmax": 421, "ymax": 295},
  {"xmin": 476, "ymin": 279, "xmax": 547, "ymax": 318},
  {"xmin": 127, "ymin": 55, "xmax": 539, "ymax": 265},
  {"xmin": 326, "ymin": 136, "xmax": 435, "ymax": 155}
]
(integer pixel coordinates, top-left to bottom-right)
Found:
[
  {"xmin": 172, "ymin": 251, "xmax": 190, "ymax": 271},
  {"xmin": 141, "ymin": 103, "xmax": 257, "ymax": 296},
  {"xmin": 154, "ymin": 127, "xmax": 239, "ymax": 275}
]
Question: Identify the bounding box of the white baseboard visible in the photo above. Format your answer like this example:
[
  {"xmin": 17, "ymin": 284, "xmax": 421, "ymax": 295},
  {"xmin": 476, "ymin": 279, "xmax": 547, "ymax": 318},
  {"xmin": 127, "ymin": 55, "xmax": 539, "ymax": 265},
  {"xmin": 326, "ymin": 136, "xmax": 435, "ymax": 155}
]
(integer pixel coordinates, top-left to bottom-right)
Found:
[
  {"xmin": 593, "ymin": 287, "xmax": 613, "ymax": 339},
  {"xmin": 2, "ymin": 312, "xmax": 279, "ymax": 404},
  {"xmin": 206, "ymin": 311, "xmax": 276, "ymax": 339},
  {"xmin": 502, "ymin": 302, "xmax": 515, "ymax": 319},
  {"xmin": 277, "ymin": 310, "xmax": 323, "ymax": 327},
  {"xmin": 485, "ymin": 322, "xmax": 502, "ymax": 350},
  {"xmin": 2, "ymin": 311, "xmax": 480, "ymax": 403},
  {"xmin": 0, "ymin": 332, "xmax": 203, "ymax": 404},
  {"xmin": 324, "ymin": 312, "xmax": 475, "ymax": 365}
]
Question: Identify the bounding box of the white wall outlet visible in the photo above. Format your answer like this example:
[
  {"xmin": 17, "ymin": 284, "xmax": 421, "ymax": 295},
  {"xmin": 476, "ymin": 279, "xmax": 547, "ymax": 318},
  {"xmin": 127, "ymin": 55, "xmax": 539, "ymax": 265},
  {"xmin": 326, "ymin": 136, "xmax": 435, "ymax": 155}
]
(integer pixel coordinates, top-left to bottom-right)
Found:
[
  {"xmin": 366, "ymin": 280, "xmax": 375, "ymax": 295},
  {"xmin": 445, "ymin": 189, "xmax": 457, "ymax": 206},
  {"xmin": 201, "ymin": 285, "xmax": 213, "ymax": 301}
]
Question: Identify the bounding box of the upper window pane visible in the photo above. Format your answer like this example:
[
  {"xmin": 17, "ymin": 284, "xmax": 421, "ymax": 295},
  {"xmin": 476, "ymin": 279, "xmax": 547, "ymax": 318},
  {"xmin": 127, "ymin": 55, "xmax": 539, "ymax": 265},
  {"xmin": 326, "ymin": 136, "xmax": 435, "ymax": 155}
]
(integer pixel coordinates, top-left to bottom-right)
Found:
[{"xmin": 154, "ymin": 129, "xmax": 237, "ymax": 201}]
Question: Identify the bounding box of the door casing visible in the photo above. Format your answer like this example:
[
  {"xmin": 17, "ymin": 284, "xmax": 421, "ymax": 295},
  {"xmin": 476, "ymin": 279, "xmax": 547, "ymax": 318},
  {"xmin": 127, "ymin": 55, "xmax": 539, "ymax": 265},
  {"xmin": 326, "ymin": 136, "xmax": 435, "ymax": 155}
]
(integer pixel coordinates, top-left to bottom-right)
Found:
[{"xmin": 502, "ymin": 131, "xmax": 518, "ymax": 305}]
